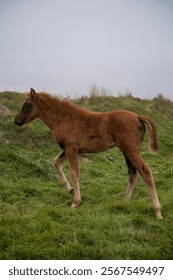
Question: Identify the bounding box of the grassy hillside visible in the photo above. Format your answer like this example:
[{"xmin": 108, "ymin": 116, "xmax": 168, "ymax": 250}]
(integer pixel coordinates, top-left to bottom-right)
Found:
[{"xmin": 0, "ymin": 91, "xmax": 173, "ymax": 260}]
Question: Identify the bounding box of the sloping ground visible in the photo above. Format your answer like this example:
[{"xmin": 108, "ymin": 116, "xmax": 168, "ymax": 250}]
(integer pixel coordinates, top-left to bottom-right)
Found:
[{"xmin": 0, "ymin": 91, "xmax": 173, "ymax": 260}]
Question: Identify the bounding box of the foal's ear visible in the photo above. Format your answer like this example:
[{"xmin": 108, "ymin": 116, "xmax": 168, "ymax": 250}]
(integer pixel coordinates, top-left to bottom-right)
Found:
[{"xmin": 30, "ymin": 88, "xmax": 37, "ymax": 100}]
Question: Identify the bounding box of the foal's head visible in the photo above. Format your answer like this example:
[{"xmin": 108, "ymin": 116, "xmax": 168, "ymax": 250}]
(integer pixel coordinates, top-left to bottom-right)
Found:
[{"xmin": 14, "ymin": 88, "xmax": 38, "ymax": 126}]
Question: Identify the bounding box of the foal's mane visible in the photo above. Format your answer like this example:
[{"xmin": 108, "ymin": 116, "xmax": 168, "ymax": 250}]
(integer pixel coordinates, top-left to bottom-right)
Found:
[{"xmin": 36, "ymin": 92, "xmax": 81, "ymax": 112}]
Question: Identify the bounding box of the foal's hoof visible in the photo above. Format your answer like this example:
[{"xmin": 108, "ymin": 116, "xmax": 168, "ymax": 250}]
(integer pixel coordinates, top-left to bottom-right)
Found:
[
  {"xmin": 124, "ymin": 198, "xmax": 130, "ymax": 204},
  {"xmin": 156, "ymin": 214, "xmax": 164, "ymax": 220},
  {"xmin": 156, "ymin": 209, "xmax": 164, "ymax": 220},
  {"xmin": 70, "ymin": 200, "xmax": 81, "ymax": 208}
]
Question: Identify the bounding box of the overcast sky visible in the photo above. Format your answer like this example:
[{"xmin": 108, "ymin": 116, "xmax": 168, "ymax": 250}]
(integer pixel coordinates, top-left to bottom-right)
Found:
[{"xmin": 0, "ymin": 0, "xmax": 173, "ymax": 99}]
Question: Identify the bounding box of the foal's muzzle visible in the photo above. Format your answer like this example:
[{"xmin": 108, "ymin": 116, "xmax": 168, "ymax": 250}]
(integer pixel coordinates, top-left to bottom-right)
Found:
[{"xmin": 14, "ymin": 118, "xmax": 24, "ymax": 126}]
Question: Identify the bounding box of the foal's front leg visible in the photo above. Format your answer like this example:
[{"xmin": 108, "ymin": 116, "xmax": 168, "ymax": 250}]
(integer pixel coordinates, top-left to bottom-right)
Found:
[
  {"xmin": 54, "ymin": 151, "xmax": 73, "ymax": 193},
  {"xmin": 65, "ymin": 146, "xmax": 81, "ymax": 208}
]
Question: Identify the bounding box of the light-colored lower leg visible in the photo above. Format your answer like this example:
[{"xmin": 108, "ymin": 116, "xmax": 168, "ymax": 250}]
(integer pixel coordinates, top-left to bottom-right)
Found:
[
  {"xmin": 130, "ymin": 154, "xmax": 163, "ymax": 220},
  {"xmin": 70, "ymin": 178, "xmax": 81, "ymax": 208},
  {"xmin": 65, "ymin": 147, "xmax": 81, "ymax": 208},
  {"xmin": 124, "ymin": 173, "xmax": 137, "ymax": 203},
  {"xmin": 140, "ymin": 163, "xmax": 163, "ymax": 220},
  {"xmin": 54, "ymin": 153, "xmax": 73, "ymax": 193},
  {"xmin": 69, "ymin": 166, "xmax": 81, "ymax": 208},
  {"xmin": 147, "ymin": 182, "xmax": 163, "ymax": 220},
  {"xmin": 124, "ymin": 183, "xmax": 135, "ymax": 203}
]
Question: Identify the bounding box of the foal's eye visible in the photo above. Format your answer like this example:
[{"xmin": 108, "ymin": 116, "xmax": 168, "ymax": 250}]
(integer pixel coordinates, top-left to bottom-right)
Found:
[
  {"xmin": 22, "ymin": 103, "xmax": 32, "ymax": 113},
  {"xmin": 23, "ymin": 103, "xmax": 29, "ymax": 110}
]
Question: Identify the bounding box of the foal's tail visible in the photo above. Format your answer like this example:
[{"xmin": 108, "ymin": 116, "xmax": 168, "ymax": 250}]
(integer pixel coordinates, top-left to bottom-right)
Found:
[{"xmin": 138, "ymin": 115, "xmax": 159, "ymax": 153}]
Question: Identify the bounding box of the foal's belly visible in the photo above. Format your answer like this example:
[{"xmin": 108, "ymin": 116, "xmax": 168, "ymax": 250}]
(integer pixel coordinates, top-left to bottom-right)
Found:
[{"xmin": 79, "ymin": 135, "xmax": 116, "ymax": 153}]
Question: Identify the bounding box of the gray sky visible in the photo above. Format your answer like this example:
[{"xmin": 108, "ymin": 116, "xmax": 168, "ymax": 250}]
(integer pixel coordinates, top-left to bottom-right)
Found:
[{"xmin": 0, "ymin": 0, "xmax": 173, "ymax": 99}]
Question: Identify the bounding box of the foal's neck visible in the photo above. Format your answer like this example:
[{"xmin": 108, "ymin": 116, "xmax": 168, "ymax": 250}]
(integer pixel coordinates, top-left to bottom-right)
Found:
[{"xmin": 36, "ymin": 93, "xmax": 75, "ymax": 131}]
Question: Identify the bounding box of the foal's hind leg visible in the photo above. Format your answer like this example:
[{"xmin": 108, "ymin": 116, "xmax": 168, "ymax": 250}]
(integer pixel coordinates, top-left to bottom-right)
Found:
[
  {"xmin": 124, "ymin": 156, "xmax": 137, "ymax": 203},
  {"xmin": 54, "ymin": 151, "xmax": 73, "ymax": 193},
  {"xmin": 129, "ymin": 153, "xmax": 163, "ymax": 220}
]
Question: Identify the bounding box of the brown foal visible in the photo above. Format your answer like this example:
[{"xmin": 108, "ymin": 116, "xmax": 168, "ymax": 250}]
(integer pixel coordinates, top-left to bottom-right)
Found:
[{"xmin": 14, "ymin": 88, "xmax": 163, "ymax": 220}]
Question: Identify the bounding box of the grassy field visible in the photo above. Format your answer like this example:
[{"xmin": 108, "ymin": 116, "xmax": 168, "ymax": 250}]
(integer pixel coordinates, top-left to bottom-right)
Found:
[{"xmin": 0, "ymin": 91, "xmax": 173, "ymax": 260}]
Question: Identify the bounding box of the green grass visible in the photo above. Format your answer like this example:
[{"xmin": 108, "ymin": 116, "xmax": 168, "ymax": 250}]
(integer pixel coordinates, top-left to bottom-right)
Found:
[{"xmin": 0, "ymin": 92, "xmax": 173, "ymax": 260}]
